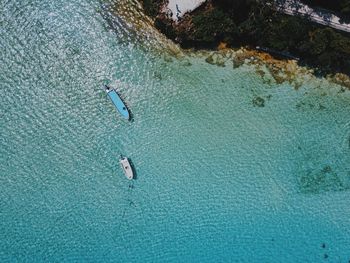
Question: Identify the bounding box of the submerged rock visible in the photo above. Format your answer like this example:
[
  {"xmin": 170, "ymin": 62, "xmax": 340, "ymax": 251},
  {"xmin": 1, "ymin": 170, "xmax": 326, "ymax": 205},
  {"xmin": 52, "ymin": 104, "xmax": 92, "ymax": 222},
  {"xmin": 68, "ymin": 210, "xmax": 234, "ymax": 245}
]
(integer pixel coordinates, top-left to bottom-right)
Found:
[
  {"xmin": 298, "ymin": 165, "xmax": 348, "ymax": 194},
  {"xmin": 205, "ymin": 52, "xmax": 226, "ymax": 67},
  {"xmin": 205, "ymin": 55, "xmax": 214, "ymax": 65},
  {"xmin": 232, "ymin": 51, "xmax": 251, "ymax": 68},
  {"xmin": 329, "ymin": 73, "xmax": 350, "ymax": 90},
  {"xmin": 252, "ymin": 96, "xmax": 265, "ymax": 107}
]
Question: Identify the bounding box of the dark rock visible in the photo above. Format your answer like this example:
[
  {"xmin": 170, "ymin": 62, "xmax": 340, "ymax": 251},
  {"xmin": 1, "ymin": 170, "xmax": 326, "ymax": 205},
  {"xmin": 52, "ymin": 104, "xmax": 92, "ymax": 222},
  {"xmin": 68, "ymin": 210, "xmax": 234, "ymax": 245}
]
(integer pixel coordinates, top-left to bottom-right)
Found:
[
  {"xmin": 154, "ymin": 71, "xmax": 162, "ymax": 80},
  {"xmin": 232, "ymin": 58, "xmax": 244, "ymax": 68},
  {"xmin": 322, "ymin": 165, "xmax": 332, "ymax": 173},
  {"xmin": 205, "ymin": 55, "xmax": 215, "ymax": 65},
  {"xmin": 252, "ymin": 96, "xmax": 265, "ymax": 107},
  {"xmin": 319, "ymin": 104, "xmax": 326, "ymax": 110}
]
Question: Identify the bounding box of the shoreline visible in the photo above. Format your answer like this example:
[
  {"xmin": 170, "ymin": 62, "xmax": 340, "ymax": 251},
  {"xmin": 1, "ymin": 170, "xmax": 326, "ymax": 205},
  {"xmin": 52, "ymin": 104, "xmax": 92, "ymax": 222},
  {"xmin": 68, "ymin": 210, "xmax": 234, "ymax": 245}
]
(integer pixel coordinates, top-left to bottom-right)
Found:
[
  {"xmin": 183, "ymin": 46, "xmax": 350, "ymax": 90},
  {"xmin": 107, "ymin": 0, "xmax": 350, "ymax": 90},
  {"xmin": 139, "ymin": 0, "xmax": 350, "ymax": 83}
]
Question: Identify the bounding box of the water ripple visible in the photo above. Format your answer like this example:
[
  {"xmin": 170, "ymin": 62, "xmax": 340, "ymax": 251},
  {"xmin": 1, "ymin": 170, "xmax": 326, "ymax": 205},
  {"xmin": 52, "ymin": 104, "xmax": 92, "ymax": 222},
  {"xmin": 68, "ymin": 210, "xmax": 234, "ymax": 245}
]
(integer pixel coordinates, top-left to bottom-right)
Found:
[{"xmin": 1, "ymin": 0, "xmax": 350, "ymax": 262}]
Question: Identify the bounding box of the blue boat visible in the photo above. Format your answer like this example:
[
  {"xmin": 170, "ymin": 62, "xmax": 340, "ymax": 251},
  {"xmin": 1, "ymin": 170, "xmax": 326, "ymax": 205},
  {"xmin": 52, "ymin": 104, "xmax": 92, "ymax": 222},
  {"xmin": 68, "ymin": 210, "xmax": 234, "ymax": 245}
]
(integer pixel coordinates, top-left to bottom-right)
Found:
[{"xmin": 104, "ymin": 85, "xmax": 130, "ymax": 120}]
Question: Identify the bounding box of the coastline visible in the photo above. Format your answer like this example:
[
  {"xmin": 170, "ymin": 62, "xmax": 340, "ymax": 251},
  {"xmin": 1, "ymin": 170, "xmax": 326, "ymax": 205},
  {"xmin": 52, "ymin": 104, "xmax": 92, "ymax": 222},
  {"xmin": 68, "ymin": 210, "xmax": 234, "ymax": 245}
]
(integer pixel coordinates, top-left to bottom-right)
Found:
[
  {"xmin": 184, "ymin": 46, "xmax": 350, "ymax": 90},
  {"xmin": 139, "ymin": 0, "xmax": 350, "ymax": 86},
  {"xmin": 104, "ymin": 0, "xmax": 183, "ymax": 56}
]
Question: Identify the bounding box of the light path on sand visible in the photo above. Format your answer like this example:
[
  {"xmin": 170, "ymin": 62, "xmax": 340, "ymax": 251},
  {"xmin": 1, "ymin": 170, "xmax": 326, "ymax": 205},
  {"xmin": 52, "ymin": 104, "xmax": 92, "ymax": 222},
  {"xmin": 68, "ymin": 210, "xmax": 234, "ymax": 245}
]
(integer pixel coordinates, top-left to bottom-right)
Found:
[{"xmin": 274, "ymin": 0, "xmax": 350, "ymax": 33}]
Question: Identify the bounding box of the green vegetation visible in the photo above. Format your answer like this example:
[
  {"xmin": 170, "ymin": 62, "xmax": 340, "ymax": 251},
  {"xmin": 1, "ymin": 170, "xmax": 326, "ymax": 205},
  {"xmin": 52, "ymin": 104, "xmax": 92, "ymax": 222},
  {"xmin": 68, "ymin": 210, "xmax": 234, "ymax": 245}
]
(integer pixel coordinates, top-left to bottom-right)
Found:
[
  {"xmin": 249, "ymin": 13, "xmax": 350, "ymax": 73},
  {"xmin": 154, "ymin": 15, "xmax": 177, "ymax": 40},
  {"xmin": 141, "ymin": 0, "xmax": 166, "ymax": 18},
  {"xmin": 192, "ymin": 9, "xmax": 237, "ymax": 43},
  {"xmin": 140, "ymin": 0, "xmax": 350, "ymax": 75}
]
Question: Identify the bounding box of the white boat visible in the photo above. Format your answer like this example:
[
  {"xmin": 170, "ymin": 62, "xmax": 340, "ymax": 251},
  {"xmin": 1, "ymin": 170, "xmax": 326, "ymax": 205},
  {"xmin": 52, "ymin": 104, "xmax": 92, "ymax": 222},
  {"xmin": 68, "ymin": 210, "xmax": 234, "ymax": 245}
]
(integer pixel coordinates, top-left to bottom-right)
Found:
[{"xmin": 119, "ymin": 156, "xmax": 134, "ymax": 180}]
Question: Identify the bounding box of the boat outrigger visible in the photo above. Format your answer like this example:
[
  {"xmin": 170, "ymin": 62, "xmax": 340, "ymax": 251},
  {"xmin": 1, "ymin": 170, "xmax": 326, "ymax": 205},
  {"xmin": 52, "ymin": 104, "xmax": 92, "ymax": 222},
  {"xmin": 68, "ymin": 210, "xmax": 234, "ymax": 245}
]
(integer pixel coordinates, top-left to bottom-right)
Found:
[
  {"xmin": 119, "ymin": 156, "xmax": 134, "ymax": 180},
  {"xmin": 104, "ymin": 85, "xmax": 130, "ymax": 120}
]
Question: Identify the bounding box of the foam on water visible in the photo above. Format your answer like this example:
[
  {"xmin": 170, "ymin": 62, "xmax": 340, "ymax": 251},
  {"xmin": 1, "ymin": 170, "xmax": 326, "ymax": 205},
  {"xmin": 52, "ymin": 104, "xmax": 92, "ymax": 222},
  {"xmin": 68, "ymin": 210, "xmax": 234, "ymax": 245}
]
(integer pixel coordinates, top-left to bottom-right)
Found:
[{"xmin": 1, "ymin": 0, "xmax": 350, "ymax": 262}]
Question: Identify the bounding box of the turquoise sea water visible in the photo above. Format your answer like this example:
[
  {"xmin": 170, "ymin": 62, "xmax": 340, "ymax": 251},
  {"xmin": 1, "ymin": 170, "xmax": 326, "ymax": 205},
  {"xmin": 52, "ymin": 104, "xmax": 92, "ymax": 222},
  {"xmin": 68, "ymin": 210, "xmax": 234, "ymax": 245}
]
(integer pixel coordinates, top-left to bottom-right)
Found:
[{"xmin": 1, "ymin": 0, "xmax": 350, "ymax": 262}]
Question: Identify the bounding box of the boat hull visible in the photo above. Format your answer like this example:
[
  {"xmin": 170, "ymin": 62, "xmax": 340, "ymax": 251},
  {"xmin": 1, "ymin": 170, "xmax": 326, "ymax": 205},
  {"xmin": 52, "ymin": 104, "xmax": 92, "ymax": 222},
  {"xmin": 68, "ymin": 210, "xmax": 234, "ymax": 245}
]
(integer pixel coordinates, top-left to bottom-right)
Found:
[
  {"xmin": 105, "ymin": 86, "xmax": 130, "ymax": 120},
  {"xmin": 120, "ymin": 157, "xmax": 134, "ymax": 180}
]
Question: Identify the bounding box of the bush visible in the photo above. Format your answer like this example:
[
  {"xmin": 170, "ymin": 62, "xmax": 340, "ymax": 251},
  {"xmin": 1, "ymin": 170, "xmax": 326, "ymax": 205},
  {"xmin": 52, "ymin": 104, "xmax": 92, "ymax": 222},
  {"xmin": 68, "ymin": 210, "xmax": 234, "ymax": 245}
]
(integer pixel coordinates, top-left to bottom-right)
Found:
[
  {"xmin": 142, "ymin": 0, "xmax": 165, "ymax": 18},
  {"xmin": 192, "ymin": 8, "xmax": 237, "ymax": 44}
]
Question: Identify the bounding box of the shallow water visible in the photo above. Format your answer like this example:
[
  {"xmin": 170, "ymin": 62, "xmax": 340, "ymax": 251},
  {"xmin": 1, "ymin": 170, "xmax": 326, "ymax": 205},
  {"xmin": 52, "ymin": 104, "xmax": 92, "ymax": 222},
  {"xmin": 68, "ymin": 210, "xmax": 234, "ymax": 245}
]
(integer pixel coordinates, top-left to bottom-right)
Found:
[{"xmin": 1, "ymin": 0, "xmax": 350, "ymax": 262}]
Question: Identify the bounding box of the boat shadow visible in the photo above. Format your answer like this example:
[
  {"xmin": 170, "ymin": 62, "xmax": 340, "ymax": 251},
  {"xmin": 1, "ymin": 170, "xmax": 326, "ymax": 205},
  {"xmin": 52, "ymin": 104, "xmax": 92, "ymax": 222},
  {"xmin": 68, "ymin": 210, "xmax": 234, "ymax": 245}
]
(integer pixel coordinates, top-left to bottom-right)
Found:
[
  {"xmin": 128, "ymin": 158, "xmax": 138, "ymax": 180},
  {"xmin": 128, "ymin": 108, "xmax": 135, "ymax": 122}
]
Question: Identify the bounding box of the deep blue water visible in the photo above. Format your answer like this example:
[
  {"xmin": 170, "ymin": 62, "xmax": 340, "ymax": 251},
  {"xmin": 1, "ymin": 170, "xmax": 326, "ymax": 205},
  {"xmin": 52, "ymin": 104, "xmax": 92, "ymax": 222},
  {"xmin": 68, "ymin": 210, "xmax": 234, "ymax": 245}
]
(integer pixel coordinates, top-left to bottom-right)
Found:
[{"xmin": 1, "ymin": 0, "xmax": 350, "ymax": 262}]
